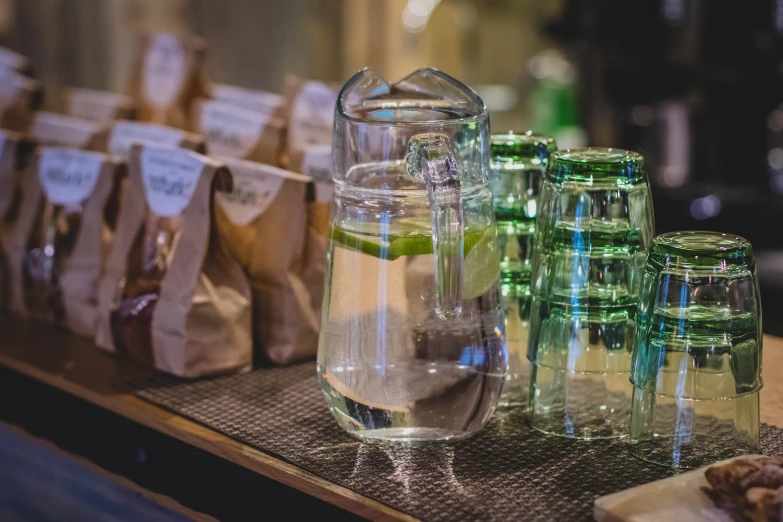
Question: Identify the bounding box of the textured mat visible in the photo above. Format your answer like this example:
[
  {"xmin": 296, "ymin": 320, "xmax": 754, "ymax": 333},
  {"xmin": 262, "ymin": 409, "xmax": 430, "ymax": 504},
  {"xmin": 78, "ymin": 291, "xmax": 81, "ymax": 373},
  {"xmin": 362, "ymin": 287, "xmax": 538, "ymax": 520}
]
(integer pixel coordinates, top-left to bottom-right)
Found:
[{"xmin": 129, "ymin": 364, "xmax": 783, "ymax": 522}]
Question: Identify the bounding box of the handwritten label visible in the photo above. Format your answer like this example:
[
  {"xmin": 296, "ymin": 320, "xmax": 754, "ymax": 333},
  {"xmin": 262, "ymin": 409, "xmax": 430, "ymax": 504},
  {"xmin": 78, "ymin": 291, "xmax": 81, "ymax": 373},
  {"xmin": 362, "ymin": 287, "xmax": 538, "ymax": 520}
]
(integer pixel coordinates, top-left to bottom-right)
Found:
[
  {"xmin": 212, "ymin": 84, "xmax": 282, "ymax": 116},
  {"xmin": 215, "ymin": 157, "xmax": 286, "ymax": 225},
  {"xmin": 32, "ymin": 112, "xmax": 100, "ymax": 148},
  {"xmin": 199, "ymin": 100, "xmax": 269, "ymax": 158},
  {"xmin": 68, "ymin": 88, "xmax": 127, "ymax": 122},
  {"xmin": 142, "ymin": 34, "xmax": 186, "ymax": 109},
  {"xmin": 38, "ymin": 148, "xmax": 103, "ymax": 206},
  {"xmin": 288, "ymin": 82, "xmax": 336, "ymax": 151},
  {"xmin": 109, "ymin": 121, "xmax": 184, "ymax": 160},
  {"xmin": 140, "ymin": 146, "xmax": 204, "ymax": 217}
]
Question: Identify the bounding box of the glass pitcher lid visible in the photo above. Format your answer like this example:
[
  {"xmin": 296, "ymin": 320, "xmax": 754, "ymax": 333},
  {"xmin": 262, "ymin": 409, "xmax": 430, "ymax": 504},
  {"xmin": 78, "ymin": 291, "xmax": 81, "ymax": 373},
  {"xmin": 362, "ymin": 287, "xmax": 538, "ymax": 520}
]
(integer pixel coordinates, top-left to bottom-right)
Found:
[{"xmin": 337, "ymin": 67, "xmax": 487, "ymax": 124}]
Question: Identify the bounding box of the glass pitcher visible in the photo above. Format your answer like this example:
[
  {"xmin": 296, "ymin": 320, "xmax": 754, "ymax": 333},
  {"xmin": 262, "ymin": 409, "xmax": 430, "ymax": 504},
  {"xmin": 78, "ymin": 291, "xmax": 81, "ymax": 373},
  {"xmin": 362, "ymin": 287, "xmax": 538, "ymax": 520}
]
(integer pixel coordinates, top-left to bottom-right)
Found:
[{"xmin": 318, "ymin": 68, "xmax": 508, "ymax": 445}]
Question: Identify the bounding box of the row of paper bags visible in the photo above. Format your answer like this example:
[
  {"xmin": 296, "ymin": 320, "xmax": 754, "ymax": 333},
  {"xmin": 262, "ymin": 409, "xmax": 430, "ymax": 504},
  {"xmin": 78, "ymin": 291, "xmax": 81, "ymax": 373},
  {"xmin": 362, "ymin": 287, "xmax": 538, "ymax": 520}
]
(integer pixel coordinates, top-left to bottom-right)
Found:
[{"xmin": 0, "ymin": 34, "xmax": 339, "ymax": 378}]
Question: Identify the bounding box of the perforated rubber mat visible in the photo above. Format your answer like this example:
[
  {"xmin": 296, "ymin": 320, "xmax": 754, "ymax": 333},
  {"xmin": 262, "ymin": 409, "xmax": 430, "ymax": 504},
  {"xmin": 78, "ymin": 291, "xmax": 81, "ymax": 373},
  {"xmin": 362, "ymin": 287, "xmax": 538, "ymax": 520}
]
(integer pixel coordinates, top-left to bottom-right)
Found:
[{"xmin": 130, "ymin": 364, "xmax": 783, "ymax": 522}]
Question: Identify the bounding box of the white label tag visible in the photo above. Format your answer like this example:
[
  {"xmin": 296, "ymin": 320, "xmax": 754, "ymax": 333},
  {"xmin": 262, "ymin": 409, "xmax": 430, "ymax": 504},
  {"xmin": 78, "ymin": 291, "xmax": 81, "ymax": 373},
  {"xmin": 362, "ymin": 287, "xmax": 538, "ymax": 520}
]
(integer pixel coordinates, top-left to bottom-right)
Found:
[
  {"xmin": 199, "ymin": 100, "xmax": 269, "ymax": 158},
  {"xmin": 0, "ymin": 47, "xmax": 24, "ymax": 70},
  {"xmin": 109, "ymin": 121, "xmax": 184, "ymax": 160},
  {"xmin": 212, "ymin": 84, "xmax": 282, "ymax": 116},
  {"xmin": 288, "ymin": 82, "xmax": 336, "ymax": 151},
  {"xmin": 215, "ymin": 157, "xmax": 285, "ymax": 225},
  {"xmin": 140, "ymin": 146, "xmax": 204, "ymax": 217},
  {"xmin": 38, "ymin": 148, "xmax": 104, "ymax": 206},
  {"xmin": 300, "ymin": 145, "xmax": 333, "ymax": 183},
  {"xmin": 32, "ymin": 112, "xmax": 100, "ymax": 148},
  {"xmin": 142, "ymin": 34, "xmax": 186, "ymax": 109},
  {"xmin": 68, "ymin": 88, "xmax": 126, "ymax": 121}
]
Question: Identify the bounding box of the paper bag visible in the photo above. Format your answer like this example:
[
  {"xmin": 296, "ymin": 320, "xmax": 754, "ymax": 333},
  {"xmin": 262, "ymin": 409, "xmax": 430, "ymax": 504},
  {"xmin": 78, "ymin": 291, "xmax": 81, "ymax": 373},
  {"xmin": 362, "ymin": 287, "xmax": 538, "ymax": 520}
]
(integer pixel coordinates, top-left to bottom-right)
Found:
[
  {"xmin": 96, "ymin": 143, "xmax": 251, "ymax": 378},
  {"xmin": 195, "ymin": 98, "xmax": 284, "ymax": 165},
  {"xmin": 129, "ymin": 33, "xmax": 208, "ymax": 130},
  {"xmin": 215, "ymin": 156, "xmax": 322, "ymax": 363},
  {"xmin": 0, "ymin": 130, "xmax": 27, "ymax": 309},
  {"xmin": 8, "ymin": 148, "xmax": 122, "ymax": 336},
  {"xmin": 0, "ymin": 69, "xmax": 41, "ymax": 132},
  {"xmin": 280, "ymin": 75, "xmax": 338, "ymax": 170},
  {"xmin": 30, "ymin": 111, "xmax": 106, "ymax": 149}
]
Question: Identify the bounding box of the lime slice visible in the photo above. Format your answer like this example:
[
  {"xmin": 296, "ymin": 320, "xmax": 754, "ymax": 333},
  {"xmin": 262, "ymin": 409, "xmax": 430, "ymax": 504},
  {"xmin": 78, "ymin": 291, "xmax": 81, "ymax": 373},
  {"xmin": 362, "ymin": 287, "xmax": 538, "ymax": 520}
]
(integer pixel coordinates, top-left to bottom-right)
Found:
[
  {"xmin": 330, "ymin": 222, "xmax": 492, "ymax": 262},
  {"xmin": 462, "ymin": 226, "xmax": 501, "ymax": 299}
]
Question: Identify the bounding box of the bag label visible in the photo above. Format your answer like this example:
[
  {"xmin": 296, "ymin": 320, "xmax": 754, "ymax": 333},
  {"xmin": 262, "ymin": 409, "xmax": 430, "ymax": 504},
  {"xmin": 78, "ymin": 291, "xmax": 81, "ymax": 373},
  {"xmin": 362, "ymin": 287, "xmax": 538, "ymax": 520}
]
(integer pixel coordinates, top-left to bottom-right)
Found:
[
  {"xmin": 212, "ymin": 84, "xmax": 282, "ymax": 116},
  {"xmin": 109, "ymin": 121, "xmax": 184, "ymax": 159},
  {"xmin": 142, "ymin": 33, "xmax": 187, "ymax": 109},
  {"xmin": 288, "ymin": 82, "xmax": 336, "ymax": 151},
  {"xmin": 68, "ymin": 88, "xmax": 126, "ymax": 122},
  {"xmin": 216, "ymin": 158, "xmax": 285, "ymax": 225},
  {"xmin": 301, "ymin": 145, "xmax": 332, "ymax": 183},
  {"xmin": 32, "ymin": 112, "xmax": 100, "ymax": 148},
  {"xmin": 39, "ymin": 148, "xmax": 104, "ymax": 206},
  {"xmin": 199, "ymin": 100, "xmax": 269, "ymax": 158},
  {"xmin": 140, "ymin": 146, "xmax": 204, "ymax": 217}
]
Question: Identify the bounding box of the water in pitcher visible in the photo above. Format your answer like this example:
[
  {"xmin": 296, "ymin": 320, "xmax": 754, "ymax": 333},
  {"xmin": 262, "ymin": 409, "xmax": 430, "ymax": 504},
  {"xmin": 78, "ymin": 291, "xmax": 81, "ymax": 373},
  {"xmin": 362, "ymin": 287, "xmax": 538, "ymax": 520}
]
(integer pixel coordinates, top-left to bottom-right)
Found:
[{"xmin": 317, "ymin": 172, "xmax": 507, "ymax": 445}]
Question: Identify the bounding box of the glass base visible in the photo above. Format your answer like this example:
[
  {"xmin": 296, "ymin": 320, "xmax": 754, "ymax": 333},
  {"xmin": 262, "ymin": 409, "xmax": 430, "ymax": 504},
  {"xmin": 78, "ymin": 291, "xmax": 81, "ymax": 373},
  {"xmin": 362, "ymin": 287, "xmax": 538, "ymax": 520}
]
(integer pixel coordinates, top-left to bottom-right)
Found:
[
  {"xmin": 528, "ymin": 364, "xmax": 632, "ymax": 440},
  {"xmin": 343, "ymin": 427, "xmax": 479, "ymax": 446},
  {"xmin": 629, "ymin": 387, "xmax": 760, "ymax": 469}
]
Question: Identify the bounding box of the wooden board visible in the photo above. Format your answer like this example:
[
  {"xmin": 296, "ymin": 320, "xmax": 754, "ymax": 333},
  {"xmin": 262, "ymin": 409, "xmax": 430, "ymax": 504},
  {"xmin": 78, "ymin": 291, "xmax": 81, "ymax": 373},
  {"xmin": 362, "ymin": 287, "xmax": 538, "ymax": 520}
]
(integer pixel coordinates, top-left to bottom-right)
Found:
[{"xmin": 593, "ymin": 456, "xmax": 765, "ymax": 522}]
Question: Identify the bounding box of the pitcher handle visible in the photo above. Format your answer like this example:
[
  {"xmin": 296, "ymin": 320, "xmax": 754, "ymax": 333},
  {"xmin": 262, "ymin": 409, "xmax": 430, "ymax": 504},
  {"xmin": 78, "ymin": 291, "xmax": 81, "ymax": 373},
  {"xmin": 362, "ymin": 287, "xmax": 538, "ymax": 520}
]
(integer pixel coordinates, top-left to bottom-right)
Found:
[{"xmin": 406, "ymin": 133, "xmax": 464, "ymax": 320}]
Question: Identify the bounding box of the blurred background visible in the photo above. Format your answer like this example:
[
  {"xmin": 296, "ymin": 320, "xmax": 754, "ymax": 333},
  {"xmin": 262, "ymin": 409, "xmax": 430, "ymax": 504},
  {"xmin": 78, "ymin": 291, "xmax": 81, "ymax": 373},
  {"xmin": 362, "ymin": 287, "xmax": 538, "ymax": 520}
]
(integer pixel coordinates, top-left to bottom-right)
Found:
[{"xmin": 3, "ymin": 0, "xmax": 783, "ymax": 333}]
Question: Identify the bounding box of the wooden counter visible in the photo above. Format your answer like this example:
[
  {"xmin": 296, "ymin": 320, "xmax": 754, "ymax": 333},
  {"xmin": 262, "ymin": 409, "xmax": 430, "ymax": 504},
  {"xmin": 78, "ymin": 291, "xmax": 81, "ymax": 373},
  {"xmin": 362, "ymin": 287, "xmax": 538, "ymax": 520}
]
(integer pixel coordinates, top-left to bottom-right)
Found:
[{"xmin": 0, "ymin": 315, "xmax": 780, "ymax": 521}]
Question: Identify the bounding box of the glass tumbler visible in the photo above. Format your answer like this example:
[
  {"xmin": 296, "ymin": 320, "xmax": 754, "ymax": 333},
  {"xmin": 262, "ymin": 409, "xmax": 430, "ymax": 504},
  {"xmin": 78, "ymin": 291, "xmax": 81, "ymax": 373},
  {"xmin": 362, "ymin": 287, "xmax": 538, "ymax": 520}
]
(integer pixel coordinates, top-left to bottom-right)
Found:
[
  {"xmin": 527, "ymin": 148, "xmax": 655, "ymax": 439},
  {"xmin": 489, "ymin": 131, "xmax": 556, "ymax": 407},
  {"xmin": 629, "ymin": 232, "xmax": 762, "ymax": 469}
]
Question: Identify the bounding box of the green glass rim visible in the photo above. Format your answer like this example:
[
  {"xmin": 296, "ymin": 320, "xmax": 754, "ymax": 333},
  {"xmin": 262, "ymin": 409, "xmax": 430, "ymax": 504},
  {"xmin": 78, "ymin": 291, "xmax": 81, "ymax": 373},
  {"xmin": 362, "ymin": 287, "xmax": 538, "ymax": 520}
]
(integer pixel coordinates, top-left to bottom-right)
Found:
[
  {"xmin": 648, "ymin": 231, "xmax": 755, "ymax": 271},
  {"xmin": 490, "ymin": 130, "xmax": 556, "ymax": 164},
  {"xmin": 547, "ymin": 147, "xmax": 646, "ymax": 183}
]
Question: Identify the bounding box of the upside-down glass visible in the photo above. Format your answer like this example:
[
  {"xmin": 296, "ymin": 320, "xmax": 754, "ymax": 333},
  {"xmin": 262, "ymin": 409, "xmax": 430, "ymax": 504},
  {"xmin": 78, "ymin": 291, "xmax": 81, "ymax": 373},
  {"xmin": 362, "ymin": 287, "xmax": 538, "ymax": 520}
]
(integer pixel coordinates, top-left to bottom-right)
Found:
[
  {"xmin": 318, "ymin": 68, "xmax": 508, "ymax": 445},
  {"xmin": 489, "ymin": 131, "xmax": 556, "ymax": 407},
  {"xmin": 527, "ymin": 148, "xmax": 655, "ymax": 439},
  {"xmin": 629, "ymin": 232, "xmax": 762, "ymax": 469}
]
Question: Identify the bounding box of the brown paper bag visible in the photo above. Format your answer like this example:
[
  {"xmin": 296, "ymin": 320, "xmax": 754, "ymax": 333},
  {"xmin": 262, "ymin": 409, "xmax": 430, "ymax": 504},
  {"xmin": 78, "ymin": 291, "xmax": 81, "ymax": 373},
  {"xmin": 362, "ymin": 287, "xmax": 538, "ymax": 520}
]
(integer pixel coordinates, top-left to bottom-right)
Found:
[
  {"xmin": 7, "ymin": 148, "xmax": 122, "ymax": 336},
  {"xmin": 210, "ymin": 84, "xmax": 286, "ymax": 118},
  {"xmin": 95, "ymin": 143, "xmax": 251, "ymax": 378},
  {"xmin": 30, "ymin": 111, "xmax": 106, "ymax": 149},
  {"xmin": 0, "ymin": 130, "xmax": 27, "ymax": 309},
  {"xmin": 129, "ymin": 33, "xmax": 208, "ymax": 130},
  {"xmin": 0, "ymin": 70, "xmax": 41, "ymax": 132},
  {"xmin": 280, "ymin": 76, "xmax": 338, "ymax": 169},
  {"xmin": 195, "ymin": 98, "xmax": 284, "ymax": 165},
  {"xmin": 64, "ymin": 88, "xmax": 136, "ymax": 123},
  {"xmin": 215, "ymin": 156, "xmax": 321, "ymax": 364}
]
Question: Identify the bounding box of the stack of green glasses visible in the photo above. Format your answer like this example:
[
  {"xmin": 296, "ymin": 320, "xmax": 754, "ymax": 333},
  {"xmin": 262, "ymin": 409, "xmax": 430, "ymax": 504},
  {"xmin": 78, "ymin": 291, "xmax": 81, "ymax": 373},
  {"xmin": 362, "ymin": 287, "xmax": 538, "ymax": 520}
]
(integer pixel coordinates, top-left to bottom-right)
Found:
[
  {"xmin": 488, "ymin": 131, "xmax": 556, "ymax": 407},
  {"xmin": 629, "ymin": 231, "xmax": 762, "ymax": 468},
  {"xmin": 527, "ymin": 148, "xmax": 655, "ymax": 439}
]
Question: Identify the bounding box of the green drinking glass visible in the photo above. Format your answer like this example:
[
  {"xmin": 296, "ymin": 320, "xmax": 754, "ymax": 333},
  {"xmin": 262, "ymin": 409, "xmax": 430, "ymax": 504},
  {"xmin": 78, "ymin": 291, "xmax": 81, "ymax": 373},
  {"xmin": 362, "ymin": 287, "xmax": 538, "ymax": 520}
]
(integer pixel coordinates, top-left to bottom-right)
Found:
[
  {"xmin": 489, "ymin": 131, "xmax": 556, "ymax": 408},
  {"xmin": 527, "ymin": 148, "xmax": 655, "ymax": 439},
  {"xmin": 629, "ymin": 232, "xmax": 762, "ymax": 469}
]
